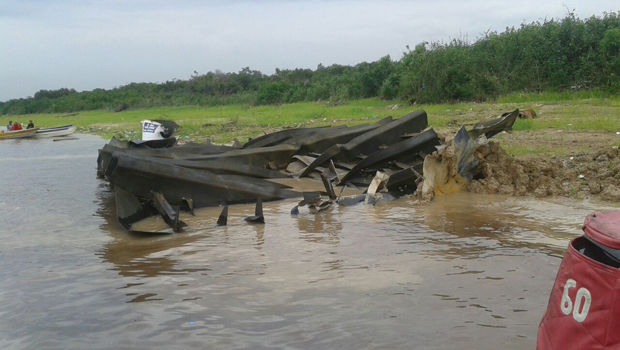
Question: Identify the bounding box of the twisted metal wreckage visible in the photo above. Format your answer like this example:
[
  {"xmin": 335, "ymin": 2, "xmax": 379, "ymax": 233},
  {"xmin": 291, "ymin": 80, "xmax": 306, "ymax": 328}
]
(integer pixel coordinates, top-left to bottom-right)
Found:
[{"xmin": 96, "ymin": 110, "xmax": 519, "ymax": 233}]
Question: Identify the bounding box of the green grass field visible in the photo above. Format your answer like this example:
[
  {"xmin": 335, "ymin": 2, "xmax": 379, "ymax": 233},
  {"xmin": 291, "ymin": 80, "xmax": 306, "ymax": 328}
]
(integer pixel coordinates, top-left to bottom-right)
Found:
[{"xmin": 2, "ymin": 92, "xmax": 619, "ymax": 148}]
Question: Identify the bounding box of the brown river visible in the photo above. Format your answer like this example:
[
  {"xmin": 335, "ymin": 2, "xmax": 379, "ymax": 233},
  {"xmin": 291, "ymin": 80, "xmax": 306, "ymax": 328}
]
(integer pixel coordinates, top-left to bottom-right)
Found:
[{"xmin": 1, "ymin": 135, "xmax": 618, "ymax": 349}]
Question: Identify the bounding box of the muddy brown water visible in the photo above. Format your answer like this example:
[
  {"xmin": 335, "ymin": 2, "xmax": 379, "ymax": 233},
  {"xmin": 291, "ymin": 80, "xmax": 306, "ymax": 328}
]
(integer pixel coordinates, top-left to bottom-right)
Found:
[{"xmin": 1, "ymin": 135, "xmax": 618, "ymax": 349}]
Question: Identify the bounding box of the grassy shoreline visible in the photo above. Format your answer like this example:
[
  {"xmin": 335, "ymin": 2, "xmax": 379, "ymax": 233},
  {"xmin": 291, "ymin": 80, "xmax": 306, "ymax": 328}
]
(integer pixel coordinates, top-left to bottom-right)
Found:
[{"xmin": 3, "ymin": 92, "xmax": 619, "ymax": 155}]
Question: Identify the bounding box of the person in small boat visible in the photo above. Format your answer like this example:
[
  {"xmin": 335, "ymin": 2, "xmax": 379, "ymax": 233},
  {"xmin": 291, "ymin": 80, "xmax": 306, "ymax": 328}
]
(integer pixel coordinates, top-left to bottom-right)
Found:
[
  {"xmin": 6, "ymin": 121, "xmax": 12, "ymax": 130},
  {"xmin": 27, "ymin": 120, "xmax": 34, "ymax": 129},
  {"xmin": 12, "ymin": 122, "xmax": 22, "ymax": 130}
]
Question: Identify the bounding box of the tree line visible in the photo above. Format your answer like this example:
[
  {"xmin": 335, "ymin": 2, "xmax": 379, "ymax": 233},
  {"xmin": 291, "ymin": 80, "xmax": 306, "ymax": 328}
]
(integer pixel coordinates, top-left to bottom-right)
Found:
[{"xmin": 2, "ymin": 11, "xmax": 619, "ymax": 115}]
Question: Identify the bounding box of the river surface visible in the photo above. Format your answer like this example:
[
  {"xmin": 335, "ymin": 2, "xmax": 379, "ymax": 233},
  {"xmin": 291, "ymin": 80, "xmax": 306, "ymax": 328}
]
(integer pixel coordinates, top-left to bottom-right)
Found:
[{"xmin": 1, "ymin": 135, "xmax": 618, "ymax": 349}]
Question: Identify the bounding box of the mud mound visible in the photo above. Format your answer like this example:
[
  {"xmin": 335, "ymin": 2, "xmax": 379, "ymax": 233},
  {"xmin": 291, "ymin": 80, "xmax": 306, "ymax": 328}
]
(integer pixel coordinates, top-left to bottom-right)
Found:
[{"xmin": 468, "ymin": 142, "xmax": 620, "ymax": 201}]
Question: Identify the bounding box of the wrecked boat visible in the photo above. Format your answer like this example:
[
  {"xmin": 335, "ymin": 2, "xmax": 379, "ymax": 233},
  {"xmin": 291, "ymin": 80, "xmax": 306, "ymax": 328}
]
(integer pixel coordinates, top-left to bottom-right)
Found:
[{"xmin": 97, "ymin": 109, "xmax": 519, "ymax": 233}]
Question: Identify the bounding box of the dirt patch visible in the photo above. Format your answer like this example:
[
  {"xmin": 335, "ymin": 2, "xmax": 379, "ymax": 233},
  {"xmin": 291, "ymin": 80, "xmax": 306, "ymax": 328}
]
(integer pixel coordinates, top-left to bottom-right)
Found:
[
  {"xmin": 493, "ymin": 130, "xmax": 619, "ymax": 157},
  {"xmin": 467, "ymin": 141, "xmax": 620, "ymax": 201}
]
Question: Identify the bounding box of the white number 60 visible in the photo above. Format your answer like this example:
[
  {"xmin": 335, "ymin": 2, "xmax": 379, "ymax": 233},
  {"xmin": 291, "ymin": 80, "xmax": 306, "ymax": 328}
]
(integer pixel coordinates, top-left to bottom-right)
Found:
[{"xmin": 560, "ymin": 278, "xmax": 592, "ymax": 322}]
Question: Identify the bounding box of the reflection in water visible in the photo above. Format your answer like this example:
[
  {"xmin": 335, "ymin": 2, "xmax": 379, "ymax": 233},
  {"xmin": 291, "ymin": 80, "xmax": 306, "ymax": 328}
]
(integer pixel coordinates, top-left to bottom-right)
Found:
[
  {"xmin": 253, "ymin": 224, "xmax": 265, "ymax": 250},
  {"xmin": 2, "ymin": 136, "xmax": 619, "ymax": 350},
  {"xmin": 415, "ymin": 193, "xmax": 607, "ymax": 258},
  {"xmin": 95, "ymin": 185, "xmax": 210, "ymax": 279},
  {"xmin": 296, "ymin": 209, "xmax": 342, "ymax": 245}
]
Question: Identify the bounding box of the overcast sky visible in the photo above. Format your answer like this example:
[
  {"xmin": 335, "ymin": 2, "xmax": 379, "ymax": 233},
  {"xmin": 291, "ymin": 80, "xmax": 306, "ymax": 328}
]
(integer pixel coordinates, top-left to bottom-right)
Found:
[{"xmin": 1, "ymin": 0, "xmax": 617, "ymax": 101}]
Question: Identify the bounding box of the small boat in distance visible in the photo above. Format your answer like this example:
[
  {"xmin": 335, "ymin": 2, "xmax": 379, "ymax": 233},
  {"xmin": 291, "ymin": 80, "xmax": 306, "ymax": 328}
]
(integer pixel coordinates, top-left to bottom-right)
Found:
[
  {"xmin": 34, "ymin": 124, "xmax": 77, "ymax": 138},
  {"xmin": 0, "ymin": 128, "xmax": 39, "ymax": 139}
]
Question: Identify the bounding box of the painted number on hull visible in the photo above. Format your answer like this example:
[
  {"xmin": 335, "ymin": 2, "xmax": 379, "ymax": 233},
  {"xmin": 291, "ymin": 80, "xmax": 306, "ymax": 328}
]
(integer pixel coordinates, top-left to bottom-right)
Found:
[{"xmin": 560, "ymin": 278, "xmax": 592, "ymax": 323}]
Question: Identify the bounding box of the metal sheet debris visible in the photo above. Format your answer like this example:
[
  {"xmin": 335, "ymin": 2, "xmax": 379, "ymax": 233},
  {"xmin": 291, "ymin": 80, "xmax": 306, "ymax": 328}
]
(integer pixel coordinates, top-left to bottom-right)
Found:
[{"xmin": 97, "ymin": 109, "xmax": 517, "ymax": 232}]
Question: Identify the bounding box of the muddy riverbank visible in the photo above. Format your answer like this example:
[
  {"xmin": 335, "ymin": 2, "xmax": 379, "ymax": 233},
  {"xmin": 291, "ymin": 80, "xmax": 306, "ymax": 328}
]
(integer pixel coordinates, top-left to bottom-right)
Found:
[{"xmin": 468, "ymin": 141, "xmax": 620, "ymax": 201}]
